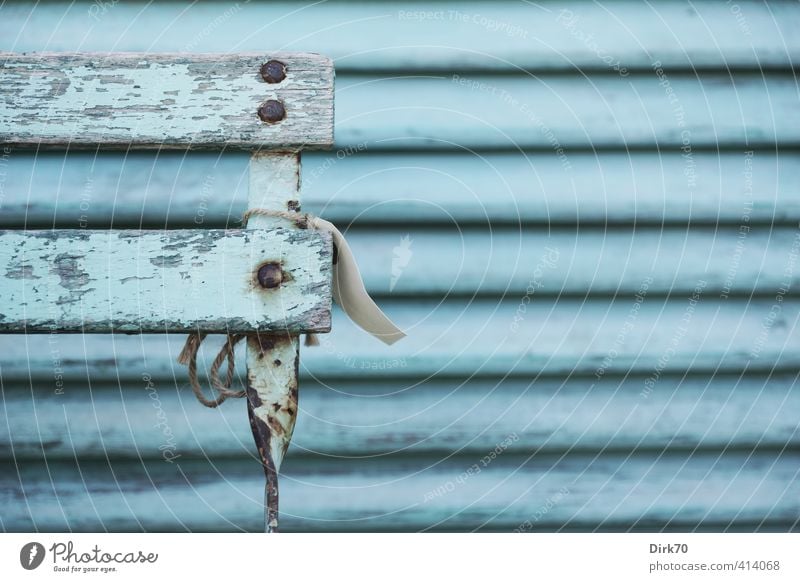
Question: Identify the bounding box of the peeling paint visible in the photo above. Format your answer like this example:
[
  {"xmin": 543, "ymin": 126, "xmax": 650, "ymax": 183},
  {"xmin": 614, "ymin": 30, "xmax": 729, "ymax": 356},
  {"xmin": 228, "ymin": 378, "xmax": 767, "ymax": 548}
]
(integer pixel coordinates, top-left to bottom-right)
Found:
[
  {"xmin": 52, "ymin": 253, "xmax": 92, "ymax": 290},
  {"xmin": 5, "ymin": 263, "xmax": 39, "ymax": 280},
  {"xmin": 0, "ymin": 229, "xmax": 331, "ymax": 333},
  {"xmin": 149, "ymin": 254, "xmax": 182, "ymax": 268},
  {"xmin": 0, "ymin": 53, "xmax": 334, "ymax": 150}
]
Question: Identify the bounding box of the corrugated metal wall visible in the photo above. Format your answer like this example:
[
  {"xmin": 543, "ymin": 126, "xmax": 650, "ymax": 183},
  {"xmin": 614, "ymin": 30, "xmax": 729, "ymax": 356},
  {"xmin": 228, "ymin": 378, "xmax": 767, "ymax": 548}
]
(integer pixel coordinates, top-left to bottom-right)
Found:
[{"xmin": 1, "ymin": 1, "xmax": 799, "ymax": 531}]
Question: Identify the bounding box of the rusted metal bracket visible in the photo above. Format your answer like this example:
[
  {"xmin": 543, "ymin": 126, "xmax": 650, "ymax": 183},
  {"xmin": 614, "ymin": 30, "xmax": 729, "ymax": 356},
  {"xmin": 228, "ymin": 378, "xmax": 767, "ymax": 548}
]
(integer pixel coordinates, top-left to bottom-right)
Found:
[
  {"xmin": 245, "ymin": 333, "xmax": 299, "ymax": 532},
  {"xmin": 244, "ymin": 152, "xmax": 306, "ymax": 533}
]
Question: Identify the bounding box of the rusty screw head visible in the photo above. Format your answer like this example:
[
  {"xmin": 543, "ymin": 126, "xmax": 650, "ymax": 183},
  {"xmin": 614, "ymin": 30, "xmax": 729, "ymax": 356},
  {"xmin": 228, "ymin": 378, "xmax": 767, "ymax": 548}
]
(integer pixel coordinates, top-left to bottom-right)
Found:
[
  {"xmin": 257, "ymin": 262, "xmax": 283, "ymax": 289},
  {"xmin": 260, "ymin": 60, "xmax": 286, "ymax": 84},
  {"xmin": 257, "ymin": 100, "xmax": 286, "ymax": 123}
]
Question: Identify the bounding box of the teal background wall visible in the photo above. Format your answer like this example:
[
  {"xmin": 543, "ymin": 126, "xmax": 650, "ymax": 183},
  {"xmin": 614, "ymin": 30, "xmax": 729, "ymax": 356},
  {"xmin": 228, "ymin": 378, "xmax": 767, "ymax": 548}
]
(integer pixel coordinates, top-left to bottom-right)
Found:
[{"xmin": 1, "ymin": 1, "xmax": 799, "ymax": 531}]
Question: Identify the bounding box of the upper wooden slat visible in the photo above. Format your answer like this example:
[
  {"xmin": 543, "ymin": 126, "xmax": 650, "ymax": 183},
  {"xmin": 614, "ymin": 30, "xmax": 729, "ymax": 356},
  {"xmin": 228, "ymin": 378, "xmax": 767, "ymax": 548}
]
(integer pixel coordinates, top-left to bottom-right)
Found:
[
  {"xmin": 2, "ymin": 297, "xmax": 797, "ymax": 381},
  {"xmin": 2, "ymin": 1, "xmax": 798, "ymax": 72},
  {"xmin": 0, "ymin": 229, "xmax": 332, "ymax": 333},
  {"xmin": 0, "ymin": 53, "xmax": 334, "ymax": 150}
]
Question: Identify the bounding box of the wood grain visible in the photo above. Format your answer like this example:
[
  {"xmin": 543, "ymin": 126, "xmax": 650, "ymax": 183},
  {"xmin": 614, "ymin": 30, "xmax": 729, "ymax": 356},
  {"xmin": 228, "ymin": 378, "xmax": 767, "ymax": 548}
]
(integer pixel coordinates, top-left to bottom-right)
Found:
[
  {"xmin": 0, "ymin": 228, "xmax": 332, "ymax": 333},
  {"xmin": 1, "ymin": 1, "xmax": 797, "ymax": 72},
  {"xmin": 3, "ymin": 151, "xmax": 797, "ymax": 228},
  {"xmin": 2, "ymin": 375, "xmax": 796, "ymax": 461},
  {"xmin": 2, "ymin": 453, "xmax": 797, "ymax": 532},
  {"xmin": 344, "ymin": 226, "xmax": 800, "ymax": 297},
  {"xmin": 334, "ymin": 74, "xmax": 800, "ymax": 149},
  {"xmin": 1, "ymin": 0, "xmax": 797, "ymax": 535},
  {"xmin": 0, "ymin": 53, "xmax": 334, "ymax": 150},
  {"xmin": 1, "ymin": 297, "xmax": 797, "ymax": 382}
]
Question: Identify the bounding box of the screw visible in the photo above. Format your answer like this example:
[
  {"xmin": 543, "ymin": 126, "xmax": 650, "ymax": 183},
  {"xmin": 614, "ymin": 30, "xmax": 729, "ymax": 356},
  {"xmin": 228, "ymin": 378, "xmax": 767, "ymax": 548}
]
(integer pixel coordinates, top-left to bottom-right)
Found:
[
  {"xmin": 258, "ymin": 100, "xmax": 286, "ymax": 123},
  {"xmin": 257, "ymin": 262, "xmax": 283, "ymax": 289},
  {"xmin": 260, "ymin": 60, "xmax": 286, "ymax": 84}
]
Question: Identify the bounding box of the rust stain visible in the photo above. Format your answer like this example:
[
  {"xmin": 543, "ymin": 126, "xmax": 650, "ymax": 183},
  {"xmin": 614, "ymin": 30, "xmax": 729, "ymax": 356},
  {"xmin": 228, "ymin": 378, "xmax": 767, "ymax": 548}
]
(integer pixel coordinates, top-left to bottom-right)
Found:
[{"xmin": 246, "ymin": 386, "xmax": 280, "ymax": 533}]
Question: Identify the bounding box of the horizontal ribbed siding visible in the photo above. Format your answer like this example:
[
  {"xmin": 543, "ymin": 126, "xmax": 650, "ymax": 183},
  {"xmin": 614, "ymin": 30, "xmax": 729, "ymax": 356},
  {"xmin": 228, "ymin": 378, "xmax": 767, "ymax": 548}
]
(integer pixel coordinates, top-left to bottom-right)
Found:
[{"xmin": 1, "ymin": 0, "xmax": 798, "ymax": 532}]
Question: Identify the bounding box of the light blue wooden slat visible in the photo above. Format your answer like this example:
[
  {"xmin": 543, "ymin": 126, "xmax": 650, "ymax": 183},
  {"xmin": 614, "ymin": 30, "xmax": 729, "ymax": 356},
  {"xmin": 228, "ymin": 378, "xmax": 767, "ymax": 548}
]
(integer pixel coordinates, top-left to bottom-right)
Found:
[
  {"xmin": 334, "ymin": 74, "xmax": 800, "ymax": 149},
  {"xmin": 1, "ymin": 298, "xmax": 798, "ymax": 382},
  {"xmin": 0, "ymin": 53, "xmax": 334, "ymax": 150},
  {"xmin": 346, "ymin": 226, "xmax": 800, "ymax": 296},
  {"xmin": 2, "ymin": 151, "xmax": 796, "ymax": 226},
  {"xmin": 3, "ymin": 453, "xmax": 797, "ymax": 531},
  {"xmin": 0, "ymin": 71, "xmax": 789, "ymax": 149},
  {"xmin": 0, "ymin": 228, "xmax": 332, "ymax": 333},
  {"xmin": 1, "ymin": 1, "xmax": 797, "ymax": 71},
  {"xmin": 2, "ymin": 375, "xmax": 797, "ymax": 460},
  {"xmin": 0, "ymin": 225, "xmax": 795, "ymax": 297}
]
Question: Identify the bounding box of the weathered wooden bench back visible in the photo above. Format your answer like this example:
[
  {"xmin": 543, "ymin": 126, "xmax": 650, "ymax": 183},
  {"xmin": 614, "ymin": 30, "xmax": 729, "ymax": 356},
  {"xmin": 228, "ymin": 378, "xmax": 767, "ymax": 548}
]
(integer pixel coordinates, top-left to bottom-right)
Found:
[
  {"xmin": 0, "ymin": 52, "xmax": 335, "ymax": 532},
  {"xmin": 1, "ymin": 53, "xmax": 335, "ymax": 334}
]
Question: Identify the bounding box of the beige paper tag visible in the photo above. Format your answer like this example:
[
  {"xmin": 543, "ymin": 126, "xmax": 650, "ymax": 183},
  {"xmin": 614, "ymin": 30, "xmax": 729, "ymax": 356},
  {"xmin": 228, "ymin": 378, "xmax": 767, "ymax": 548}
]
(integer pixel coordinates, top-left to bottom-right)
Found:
[{"xmin": 310, "ymin": 217, "xmax": 406, "ymax": 345}]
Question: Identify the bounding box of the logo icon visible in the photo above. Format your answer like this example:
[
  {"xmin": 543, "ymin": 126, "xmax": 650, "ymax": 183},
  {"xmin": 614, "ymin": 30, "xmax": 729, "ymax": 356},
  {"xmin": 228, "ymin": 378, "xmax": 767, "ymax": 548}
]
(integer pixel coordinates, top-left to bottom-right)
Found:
[
  {"xmin": 20, "ymin": 542, "xmax": 45, "ymax": 570},
  {"xmin": 390, "ymin": 234, "xmax": 413, "ymax": 292}
]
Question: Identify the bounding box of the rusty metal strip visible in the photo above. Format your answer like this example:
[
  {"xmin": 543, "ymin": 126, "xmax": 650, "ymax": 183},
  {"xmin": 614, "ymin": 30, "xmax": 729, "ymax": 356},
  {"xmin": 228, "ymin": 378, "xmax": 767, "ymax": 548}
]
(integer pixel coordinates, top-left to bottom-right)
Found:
[{"xmin": 245, "ymin": 333, "xmax": 300, "ymax": 532}]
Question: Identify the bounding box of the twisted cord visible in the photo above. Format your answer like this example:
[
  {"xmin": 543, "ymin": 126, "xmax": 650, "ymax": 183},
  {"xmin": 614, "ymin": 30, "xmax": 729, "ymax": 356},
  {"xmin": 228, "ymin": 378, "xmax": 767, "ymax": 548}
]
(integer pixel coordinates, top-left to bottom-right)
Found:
[{"xmin": 177, "ymin": 209, "xmax": 319, "ymax": 407}]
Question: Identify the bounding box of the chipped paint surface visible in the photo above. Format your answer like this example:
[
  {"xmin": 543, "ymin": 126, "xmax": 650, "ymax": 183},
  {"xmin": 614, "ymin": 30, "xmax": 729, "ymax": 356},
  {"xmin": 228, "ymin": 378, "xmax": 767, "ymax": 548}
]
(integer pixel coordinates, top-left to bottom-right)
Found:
[
  {"xmin": 0, "ymin": 228, "xmax": 332, "ymax": 333},
  {"xmin": 0, "ymin": 53, "xmax": 334, "ymax": 150}
]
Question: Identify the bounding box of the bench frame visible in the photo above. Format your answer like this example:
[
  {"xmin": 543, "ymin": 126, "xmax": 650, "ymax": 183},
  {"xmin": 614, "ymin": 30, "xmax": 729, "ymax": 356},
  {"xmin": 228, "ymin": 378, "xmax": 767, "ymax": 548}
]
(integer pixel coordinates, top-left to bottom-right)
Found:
[{"xmin": 0, "ymin": 52, "xmax": 336, "ymax": 532}]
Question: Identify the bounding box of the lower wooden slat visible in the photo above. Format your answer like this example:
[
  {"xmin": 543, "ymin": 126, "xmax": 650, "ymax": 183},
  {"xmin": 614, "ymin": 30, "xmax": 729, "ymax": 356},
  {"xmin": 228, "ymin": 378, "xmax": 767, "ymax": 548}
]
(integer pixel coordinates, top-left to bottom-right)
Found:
[
  {"xmin": 2, "ymin": 225, "xmax": 797, "ymax": 299},
  {"xmin": 1, "ymin": 298, "xmax": 797, "ymax": 382},
  {"xmin": 1, "ymin": 375, "xmax": 797, "ymax": 461},
  {"xmin": 0, "ymin": 229, "xmax": 332, "ymax": 333},
  {"xmin": 2, "ymin": 453, "xmax": 797, "ymax": 532}
]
